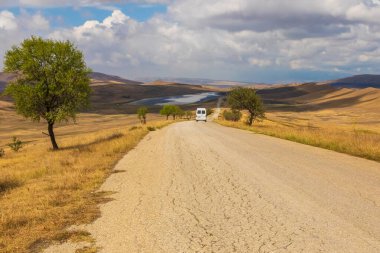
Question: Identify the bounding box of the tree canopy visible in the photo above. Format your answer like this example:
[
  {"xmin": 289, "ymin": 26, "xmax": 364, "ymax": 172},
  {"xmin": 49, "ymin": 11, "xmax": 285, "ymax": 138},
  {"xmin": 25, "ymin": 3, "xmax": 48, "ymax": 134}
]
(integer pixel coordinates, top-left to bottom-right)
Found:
[
  {"xmin": 160, "ymin": 105, "xmax": 173, "ymax": 120},
  {"xmin": 227, "ymin": 87, "xmax": 265, "ymax": 126},
  {"xmin": 4, "ymin": 36, "xmax": 91, "ymax": 149},
  {"xmin": 159, "ymin": 105, "xmax": 184, "ymax": 120}
]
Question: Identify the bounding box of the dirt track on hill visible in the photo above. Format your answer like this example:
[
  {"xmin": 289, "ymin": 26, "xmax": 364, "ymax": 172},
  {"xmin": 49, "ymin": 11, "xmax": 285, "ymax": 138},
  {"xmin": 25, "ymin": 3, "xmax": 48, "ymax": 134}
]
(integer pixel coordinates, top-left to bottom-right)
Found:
[{"xmin": 46, "ymin": 121, "xmax": 380, "ymax": 253}]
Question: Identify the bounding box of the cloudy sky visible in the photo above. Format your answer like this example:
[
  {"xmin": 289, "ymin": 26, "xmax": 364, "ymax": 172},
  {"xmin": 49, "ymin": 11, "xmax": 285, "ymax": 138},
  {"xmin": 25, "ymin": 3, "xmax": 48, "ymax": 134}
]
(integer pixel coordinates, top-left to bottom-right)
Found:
[{"xmin": 1, "ymin": 0, "xmax": 380, "ymax": 83}]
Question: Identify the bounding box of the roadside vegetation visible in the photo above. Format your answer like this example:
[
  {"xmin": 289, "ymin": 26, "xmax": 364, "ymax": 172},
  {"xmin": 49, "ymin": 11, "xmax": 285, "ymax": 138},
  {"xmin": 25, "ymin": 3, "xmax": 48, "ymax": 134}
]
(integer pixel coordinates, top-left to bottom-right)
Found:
[
  {"xmin": 137, "ymin": 106, "xmax": 148, "ymax": 124},
  {"xmin": 217, "ymin": 86, "xmax": 380, "ymax": 162},
  {"xmin": 222, "ymin": 109, "xmax": 242, "ymax": 122},
  {"xmin": 160, "ymin": 104, "xmax": 185, "ymax": 120},
  {"xmin": 217, "ymin": 111, "xmax": 380, "ymax": 162},
  {"xmin": 227, "ymin": 87, "xmax": 265, "ymax": 125},
  {"xmin": 0, "ymin": 120, "xmax": 172, "ymax": 252},
  {"xmin": 4, "ymin": 36, "xmax": 91, "ymax": 150},
  {"xmin": 0, "ymin": 37, "xmax": 178, "ymax": 252}
]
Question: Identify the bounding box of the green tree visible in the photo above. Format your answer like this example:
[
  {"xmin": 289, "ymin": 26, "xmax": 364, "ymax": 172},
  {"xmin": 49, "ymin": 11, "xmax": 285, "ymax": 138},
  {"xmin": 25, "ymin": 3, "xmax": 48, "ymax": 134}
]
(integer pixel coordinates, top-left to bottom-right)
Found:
[
  {"xmin": 160, "ymin": 105, "xmax": 185, "ymax": 120},
  {"xmin": 173, "ymin": 105, "xmax": 184, "ymax": 120},
  {"xmin": 185, "ymin": 110, "xmax": 193, "ymax": 120},
  {"xmin": 4, "ymin": 36, "xmax": 91, "ymax": 150},
  {"xmin": 137, "ymin": 106, "xmax": 148, "ymax": 124},
  {"xmin": 227, "ymin": 87, "xmax": 265, "ymax": 126},
  {"xmin": 160, "ymin": 104, "xmax": 173, "ymax": 120}
]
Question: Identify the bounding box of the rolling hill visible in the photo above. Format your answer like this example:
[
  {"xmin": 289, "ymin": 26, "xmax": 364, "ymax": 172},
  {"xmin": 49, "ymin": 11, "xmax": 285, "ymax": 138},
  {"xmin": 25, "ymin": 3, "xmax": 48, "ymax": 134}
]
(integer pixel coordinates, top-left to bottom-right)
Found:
[
  {"xmin": 258, "ymin": 82, "xmax": 380, "ymax": 112},
  {"xmin": 322, "ymin": 74, "xmax": 380, "ymax": 88},
  {"xmin": 0, "ymin": 72, "xmax": 215, "ymax": 113},
  {"xmin": 90, "ymin": 72, "xmax": 142, "ymax": 86},
  {"xmin": 2, "ymin": 72, "xmax": 379, "ymax": 113},
  {"xmin": 0, "ymin": 73, "xmax": 18, "ymax": 92}
]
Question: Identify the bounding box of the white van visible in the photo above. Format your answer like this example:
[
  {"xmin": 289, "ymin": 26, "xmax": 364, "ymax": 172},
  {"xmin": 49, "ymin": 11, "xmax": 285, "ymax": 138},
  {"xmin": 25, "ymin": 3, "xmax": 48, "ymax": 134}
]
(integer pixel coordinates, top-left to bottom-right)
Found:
[{"xmin": 196, "ymin": 108, "xmax": 207, "ymax": 122}]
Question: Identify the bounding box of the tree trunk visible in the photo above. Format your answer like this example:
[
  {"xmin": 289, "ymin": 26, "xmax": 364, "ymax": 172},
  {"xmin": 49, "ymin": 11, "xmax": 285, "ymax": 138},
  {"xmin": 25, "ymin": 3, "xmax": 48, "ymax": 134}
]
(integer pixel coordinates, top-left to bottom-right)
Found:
[
  {"xmin": 143, "ymin": 116, "xmax": 146, "ymax": 124},
  {"xmin": 248, "ymin": 114, "xmax": 254, "ymax": 126},
  {"xmin": 166, "ymin": 115, "xmax": 169, "ymax": 120},
  {"xmin": 48, "ymin": 122, "xmax": 59, "ymax": 150}
]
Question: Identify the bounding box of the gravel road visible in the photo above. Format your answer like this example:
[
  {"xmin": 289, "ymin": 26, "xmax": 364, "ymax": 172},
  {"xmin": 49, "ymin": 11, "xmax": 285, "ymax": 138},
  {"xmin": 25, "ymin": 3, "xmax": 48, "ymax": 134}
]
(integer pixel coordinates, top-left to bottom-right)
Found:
[{"xmin": 46, "ymin": 121, "xmax": 380, "ymax": 253}]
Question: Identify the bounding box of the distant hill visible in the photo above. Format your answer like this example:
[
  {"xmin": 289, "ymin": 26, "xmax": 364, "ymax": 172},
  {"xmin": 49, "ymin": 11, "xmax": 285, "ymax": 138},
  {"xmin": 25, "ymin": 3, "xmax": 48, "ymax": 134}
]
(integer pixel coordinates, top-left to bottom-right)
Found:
[
  {"xmin": 0, "ymin": 71, "xmax": 215, "ymax": 113},
  {"xmin": 258, "ymin": 82, "xmax": 380, "ymax": 112},
  {"xmin": 323, "ymin": 74, "xmax": 380, "ymax": 88},
  {"xmin": 90, "ymin": 72, "xmax": 142, "ymax": 86},
  {"xmin": 0, "ymin": 73, "xmax": 18, "ymax": 92},
  {"xmin": 257, "ymin": 83, "xmax": 336, "ymax": 100},
  {"xmin": 138, "ymin": 77, "xmax": 261, "ymax": 88},
  {"xmin": 0, "ymin": 72, "xmax": 142, "ymax": 92}
]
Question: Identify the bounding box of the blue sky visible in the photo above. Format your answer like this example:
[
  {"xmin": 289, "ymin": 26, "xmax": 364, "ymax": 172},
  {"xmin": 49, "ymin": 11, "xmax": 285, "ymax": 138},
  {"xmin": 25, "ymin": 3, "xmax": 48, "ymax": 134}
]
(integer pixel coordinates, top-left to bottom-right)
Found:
[
  {"xmin": 8, "ymin": 4, "xmax": 167, "ymax": 27},
  {"xmin": 1, "ymin": 0, "xmax": 380, "ymax": 83}
]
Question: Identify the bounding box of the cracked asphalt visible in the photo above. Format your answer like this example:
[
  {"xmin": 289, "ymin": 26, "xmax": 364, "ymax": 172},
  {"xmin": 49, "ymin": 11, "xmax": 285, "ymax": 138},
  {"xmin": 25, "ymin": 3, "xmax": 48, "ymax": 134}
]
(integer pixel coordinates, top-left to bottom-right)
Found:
[{"xmin": 47, "ymin": 121, "xmax": 380, "ymax": 253}]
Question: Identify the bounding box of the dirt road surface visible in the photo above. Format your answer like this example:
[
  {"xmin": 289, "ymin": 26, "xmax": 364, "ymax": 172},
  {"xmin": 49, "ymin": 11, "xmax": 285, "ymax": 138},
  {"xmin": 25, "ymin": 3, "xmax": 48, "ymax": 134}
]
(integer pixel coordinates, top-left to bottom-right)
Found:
[{"xmin": 46, "ymin": 121, "xmax": 380, "ymax": 253}]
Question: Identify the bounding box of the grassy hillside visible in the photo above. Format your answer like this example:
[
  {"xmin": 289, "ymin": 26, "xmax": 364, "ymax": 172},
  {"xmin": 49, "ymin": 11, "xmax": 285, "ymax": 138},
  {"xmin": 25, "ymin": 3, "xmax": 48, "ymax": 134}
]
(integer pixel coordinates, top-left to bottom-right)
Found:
[{"xmin": 216, "ymin": 110, "xmax": 380, "ymax": 162}]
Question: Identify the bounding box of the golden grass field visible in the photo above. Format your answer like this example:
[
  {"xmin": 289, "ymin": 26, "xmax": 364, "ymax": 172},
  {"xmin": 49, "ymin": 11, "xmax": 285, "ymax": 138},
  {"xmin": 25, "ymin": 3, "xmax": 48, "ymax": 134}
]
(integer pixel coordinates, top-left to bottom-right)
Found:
[
  {"xmin": 215, "ymin": 82, "xmax": 380, "ymax": 162},
  {"xmin": 0, "ymin": 110, "xmax": 172, "ymax": 253},
  {"xmin": 1, "ymin": 73, "xmax": 379, "ymax": 252},
  {"xmin": 217, "ymin": 108, "xmax": 380, "ymax": 162}
]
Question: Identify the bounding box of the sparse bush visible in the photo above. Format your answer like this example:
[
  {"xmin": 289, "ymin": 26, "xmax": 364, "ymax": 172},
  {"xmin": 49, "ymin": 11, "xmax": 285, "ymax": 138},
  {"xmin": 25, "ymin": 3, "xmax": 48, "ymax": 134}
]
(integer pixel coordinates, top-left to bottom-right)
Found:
[
  {"xmin": 207, "ymin": 108, "xmax": 214, "ymax": 116},
  {"xmin": 176, "ymin": 107, "xmax": 185, "ymax": 119},
  {"xmin": 160, "ymin": 105, "xmax": 174, "ymax": 120},
  {"xmin": 0, "ymin": 148, "xmax": 5, "ymax": 158},
  {"xmin": 8, "ymin": 137, "xmax": 23, "ymax": 152},
  {"xmin": 185, "ymin": 110, "xmax": 193, "ymax": 120},
  {"xmin": 227, "ymin": 87, "xmax": 265, "ymax": 125},
  {"xmin": 137, "ymin": 107, "xmax": 148, "ymax": 124},
  {"xmin": 147, "ymin": 126, "xmax": 156, "ymax": 131},
  {"xmin": 160, "ymin": 105, "xmax": 184, "ymax": 120},
  {"xmin": 129, "ymin": 126, "xmax": 142, "ymax": 131},
  {"xmin": 223, "ymin": 109, "xmax": 242, "ymax": 122},
  {"xmin": 0, "ymin": 177, "xmax": 22, "ymax": 193}
]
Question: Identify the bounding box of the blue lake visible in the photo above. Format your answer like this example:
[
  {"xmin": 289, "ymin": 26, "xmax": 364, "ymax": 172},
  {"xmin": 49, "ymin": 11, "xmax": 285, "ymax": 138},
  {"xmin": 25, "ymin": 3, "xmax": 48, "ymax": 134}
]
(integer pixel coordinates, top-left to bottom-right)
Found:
[{"xmin": 130, "ymin": 92, "xmax": 221, "ymax": 106}]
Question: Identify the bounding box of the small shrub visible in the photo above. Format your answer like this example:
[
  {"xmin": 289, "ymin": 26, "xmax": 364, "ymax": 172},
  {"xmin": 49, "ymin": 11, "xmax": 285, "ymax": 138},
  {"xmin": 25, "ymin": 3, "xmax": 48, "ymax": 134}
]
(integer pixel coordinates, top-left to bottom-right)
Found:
[
  {"xmin": 8, "ymin": 137, "xmax": 23, "ymax": 152},
  {"xmin": 185, "ymin": 110, "xmax": 193, "ymax": 120},
  {"xmin": 147, "ymin": 126, "xmax": 156, "ymax": 131},
  {"xmin": 223, "ymin": 109, "xmax": 242, "ymax": 122},
  {"xmin": 137, "ymin": 106, "xmax": 148, "ymax": 124},
  {"xmin": 207, "ymin": 108, "xmax": 214, "ymax": 116},
  {"xmin": 0, "ymin": 177, "xmax": 22, "ymax": 193},
  {"xmin": 129, "ymin": 126, "xmax": 141, "ymax": 131},
  {"xmin": 0, "ymin": 148, "xmax": 5, "ymax": 157}
]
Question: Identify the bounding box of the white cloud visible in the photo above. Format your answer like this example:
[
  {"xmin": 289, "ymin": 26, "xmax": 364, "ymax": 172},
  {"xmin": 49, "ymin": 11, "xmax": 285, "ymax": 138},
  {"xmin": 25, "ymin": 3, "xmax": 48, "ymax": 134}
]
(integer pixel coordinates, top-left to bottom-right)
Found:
[
  {"xmin": 29, "ymin": 13, "xmax": 50, "ymax": 30},
  {"xmin": 2, "ymin": 1, "xmax": 380, "ymax": 82},
  {"xmin": 0, "ymin": 10, "xmax": 50, "ymax": 67},
  {"xmin": 0, "ymin": 10, "xmax": 18, "ymax": 30},
  {"xmin": 249, "ymin": 58, "xmax": 272, "ymax": 67},
  {"xmin": 346, "ymin": 3, "xmax": 380, "ymax": 24},
  {"xmin": 103, "ymin": 10, "xmax": 128, "ymax": 27}
]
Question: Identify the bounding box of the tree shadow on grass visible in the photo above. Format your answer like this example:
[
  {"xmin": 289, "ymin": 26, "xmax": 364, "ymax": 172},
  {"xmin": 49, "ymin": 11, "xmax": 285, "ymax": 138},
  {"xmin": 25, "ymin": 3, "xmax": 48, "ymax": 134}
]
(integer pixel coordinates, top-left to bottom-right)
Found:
[{"xmin": 59, "ymin": 132, "xmax": 124, "ymax": 151}]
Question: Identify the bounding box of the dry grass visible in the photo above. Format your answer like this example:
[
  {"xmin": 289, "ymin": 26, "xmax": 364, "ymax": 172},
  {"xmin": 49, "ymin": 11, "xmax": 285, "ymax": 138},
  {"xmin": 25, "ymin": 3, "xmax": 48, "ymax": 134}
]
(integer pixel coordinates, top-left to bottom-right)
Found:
[
  {"xmin": 216, "ymin": 110, "xmax": 380, "ymax": 162},
  {"xmin": 0, "ymin": 118, "xmax": 172, "ymax": 253}
]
